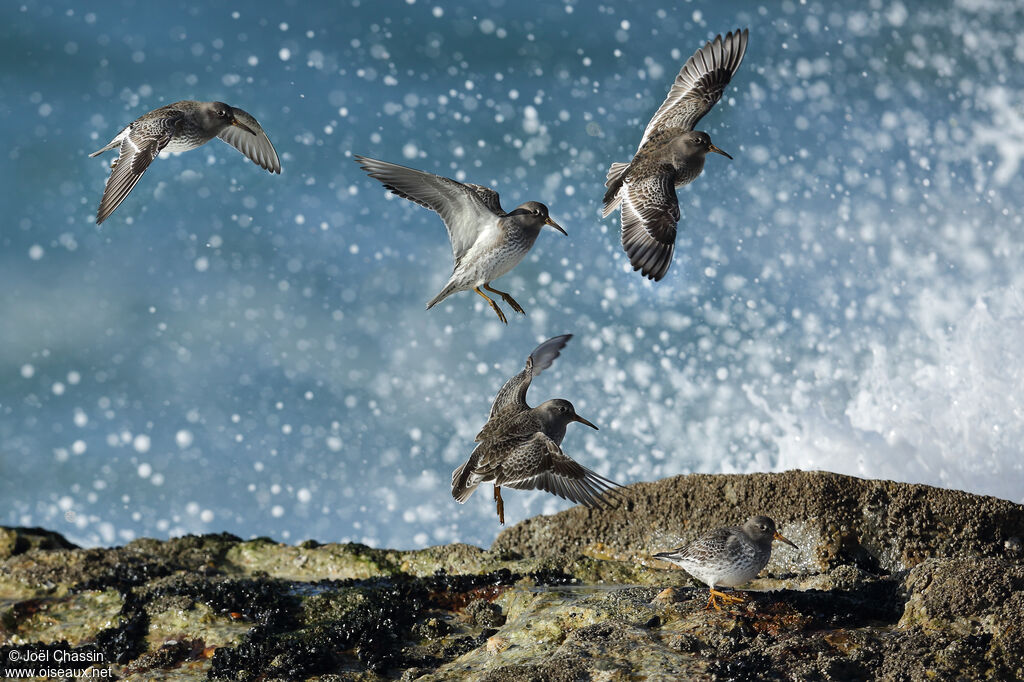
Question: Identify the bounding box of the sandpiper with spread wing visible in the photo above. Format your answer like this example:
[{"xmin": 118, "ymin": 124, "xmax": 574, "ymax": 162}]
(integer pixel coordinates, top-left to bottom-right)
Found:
[
  {"xmin": 90, "ymin": 100, "xmax": 281, "ymax": 224},
  {"xmin": 355, "ymin": 156, "xmax": 565, "ymax": 324},
  {"xmin": 452, "ymin": 334, "xmax": 622, "ymax": 523},
  {"xmin": 603, "ymin": 29, "xmax": 749, "ymax": 281}
]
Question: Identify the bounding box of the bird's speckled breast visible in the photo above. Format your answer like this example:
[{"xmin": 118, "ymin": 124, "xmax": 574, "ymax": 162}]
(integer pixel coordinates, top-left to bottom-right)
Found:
[
  {"xmin": 457, "ymin": 219, "xmax": 539, "ymax": 285},
  {"xmin": 680, "ymin": 536, "xmax": 767, "ymax": 587},
  {"xmin": 629, "ymin": 133, "xmax": 707, "ymax": 189},
  {"xmin": 673, "ymin": 155, "xmax": 706, "ymax": 188},
  {"xmin": 153, "ymin": 111, "xmax": 217, "ymax": 153},
  {"xmin": 162, "ymin": 128, "xmax": 216, "ymax": 153}
]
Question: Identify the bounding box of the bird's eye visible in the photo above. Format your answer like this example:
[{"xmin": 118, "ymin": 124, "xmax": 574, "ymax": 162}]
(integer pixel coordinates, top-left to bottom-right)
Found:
[{"xmin": 219, "ymin": 110, "xmax": 228, "ymax": 118}]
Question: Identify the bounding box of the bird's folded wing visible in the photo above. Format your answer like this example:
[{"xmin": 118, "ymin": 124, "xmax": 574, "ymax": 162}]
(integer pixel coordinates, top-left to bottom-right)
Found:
[
  {"xmin": 620, "ymin": 170, "xmax": 680, "ymax": 281},
  {"xmin": 725, "ymin": 529, "xmax": 757, "ymax": 560},
  {"xmin": 96, "ymin": 116, "xmax": 179, "ymax": 224},
  {"xmin": 483, "ymin": 334, "xmax": 573, "ymax": 425},
  {"xmin": 354, "ymin": 155, "xmax": 497, "ymax": 262},
  {"xmin": 685, "ymin": 528, "xmax": 733, "ymax": 561},
  {"xmin": 636, "ymin": 28, "xmax": 748, "ymax": 150},
  {"xmin": 217, "ymin": 107, "xmax": 282, "ymax": 173},
  {"xmin": 496, "ymin": 434, "xmax": 622, "ymax": 510}
]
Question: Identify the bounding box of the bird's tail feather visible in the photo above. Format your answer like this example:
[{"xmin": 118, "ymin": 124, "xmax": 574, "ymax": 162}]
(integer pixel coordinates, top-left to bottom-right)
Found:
[
  {"xmin": 89, "ymin": 129, "xmax": 126, "ymax": 158},
  {"xmin": 451, "ymin": 460, "xmax": 478, "ymax": 503},
  {"xmin": 426, "ymin": 279, "xmax": 461, "ymax": 309},
  {"xmin": 89, "ymin": 140, "xmax": 119, "ymax": 158},
  {"xmin": 602, "ymin": 161, "xmax": 630, "ymax": 217}
]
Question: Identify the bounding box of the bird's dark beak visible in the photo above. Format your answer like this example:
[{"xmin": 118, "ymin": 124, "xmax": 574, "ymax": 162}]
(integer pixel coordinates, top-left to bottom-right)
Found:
[
  {"xmin": 544, "ymin": 216, "xmax": 567, "ymax": 235},
  {"xmin": 708, "ymin": 143, "xmax": 733, "ymax": 160},
  {"xmin": 572, "ymin": 414, "xmax": 599, "ymax": 430},
  {"xmin": 231, "ymin": 118, "xmax": 258, "ymax": 136},
  {"xmin": 774, "ymin": 531, "xmax": 798, "ymax": 549}
]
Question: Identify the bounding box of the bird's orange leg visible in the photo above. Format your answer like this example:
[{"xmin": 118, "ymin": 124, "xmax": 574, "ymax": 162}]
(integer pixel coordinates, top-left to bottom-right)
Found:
[
  {"xmin": 706, "ymin": 588, "xmax": 747, "ymax": 611},
  {"xmin": 474, "ymin": 287, "xmax": 508, "ymax": 324},
  {"xmin": 494, "ymin": 485, "xmax": 505, "ymax": 525},
  {"xmin": 483, "ymin": 283, "xmax": 525, "ymax": 316}
]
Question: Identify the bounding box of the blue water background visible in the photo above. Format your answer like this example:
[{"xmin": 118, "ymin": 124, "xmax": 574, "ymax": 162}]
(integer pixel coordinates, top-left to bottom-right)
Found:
[{"xmin": 2, "ymin": 0, "xmax": 1023, "ymax": 548}]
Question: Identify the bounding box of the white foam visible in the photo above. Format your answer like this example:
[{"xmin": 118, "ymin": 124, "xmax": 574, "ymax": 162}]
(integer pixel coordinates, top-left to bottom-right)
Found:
[{"xmin": 766, "ymin": 290, "xmax": 1024, "ymax": 503}]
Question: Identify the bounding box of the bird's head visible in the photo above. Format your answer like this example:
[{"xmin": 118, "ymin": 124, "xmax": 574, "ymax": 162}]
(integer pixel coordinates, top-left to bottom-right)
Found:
[
  {"xmin": 512, "ymin": 201, "xmax": 566, "ymax": 235},
  {"xmin": 679, "ymin": 131, "xmax": 733, "ymax": 160},
  {"xmin": 744, "ymin": 515, "xmax": 797, "ymax": 549},
  {"xmin": 536, "ymin": 398, "xmax": 598, "ymax": 440},
  {"xmin": 204, "ymin": 101, "xmax": 257, "ymax": 136}
]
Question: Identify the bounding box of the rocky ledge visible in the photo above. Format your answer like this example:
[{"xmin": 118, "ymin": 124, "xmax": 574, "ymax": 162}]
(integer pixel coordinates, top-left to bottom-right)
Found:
[{"xmin": 2, "ymin": 470, "xmax": 1023, "ymax": 680}]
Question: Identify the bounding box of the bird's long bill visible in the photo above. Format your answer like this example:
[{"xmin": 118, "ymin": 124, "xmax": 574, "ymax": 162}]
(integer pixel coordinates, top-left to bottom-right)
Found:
[
  {"xmin": 231, "ymin": 118, "xmax": 258, "ymax": 136},
  {"xmin": 573, "ymin": 414, "xmax": 599, "ymax": 430},
  {"xmin": 774, "ymin": 531, "xmax": 798, "ymax": 549},
  {"xmin": 544, "ymin": 216, "xmax": 567, "ymax": 235},
  {"xmin": 708, "ymin": 143, "xmax": 733, "ymax": 160}
]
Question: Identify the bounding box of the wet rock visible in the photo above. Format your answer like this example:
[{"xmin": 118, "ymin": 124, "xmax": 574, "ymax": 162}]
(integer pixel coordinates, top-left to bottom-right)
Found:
[
  {"xmin": 464, "ymin": 598, "xmax": 506, "ymax": 628},
  {"xmin": 897, "ymin": 557, "xmax": 1024, "ymax": 680},
  {"xmin": 0, "ymin": 527, "xmax": 77, "ymax": 560},
  {"xmin": 123, "ymin": 638, "xmax": 211, "ymax": 674},
  {"xmin": 1, "ymin": 472, "xmax": 1022, "ymax": 680},
  {"xmin": 493, "ymin": 470, "xmax": 1024, "ymax": 573},
  {"xmin": 0, "ymin": 590, "xmax": 122, "ymax": 647},
  {"xmin": 411, "ymin": 616, "xmax": 452, "ymax": 640}
]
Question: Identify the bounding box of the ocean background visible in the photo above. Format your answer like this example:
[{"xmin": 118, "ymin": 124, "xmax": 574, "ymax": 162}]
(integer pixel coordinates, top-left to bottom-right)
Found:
[{"xmin": 2, "ymin": 0, "xmax": 1022, "ymax": 549}]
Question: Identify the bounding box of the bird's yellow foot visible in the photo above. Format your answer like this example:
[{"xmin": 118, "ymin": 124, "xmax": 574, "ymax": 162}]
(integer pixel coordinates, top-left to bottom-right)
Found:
[
  {"xmin": 484, "ymin": 284, "xmax": 526, "ymax": 315},
  {"xmin": 494, "ymin": 485, "xmax": 505, "ymax": 525},
  {"xmin": 489, "ymin": 301, "xmax": 508, "ymax": 324},
  {"xmin": 706, "ymin": 588, "xmax": 747, "ymax": 611},
  {"xmin": 474, "ymin": 287, "xmax": 508, "ymax": 324},
  {"xmin": 501, "ymin": 294, "xmax": 525, "ymax": 315}
]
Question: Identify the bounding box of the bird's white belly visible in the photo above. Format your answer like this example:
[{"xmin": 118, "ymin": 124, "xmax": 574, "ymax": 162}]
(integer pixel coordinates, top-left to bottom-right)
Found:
[
  {"xmin": 680, "ymin": 556, "xmax": 762, "ymax": 588},
  {"xmin": 455, "ymin": 229, "xmax": 529, "ymax": 286}
]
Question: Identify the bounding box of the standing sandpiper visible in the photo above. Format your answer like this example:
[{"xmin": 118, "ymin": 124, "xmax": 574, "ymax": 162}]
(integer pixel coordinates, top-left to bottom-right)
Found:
[
  {"xmin": 603, "ymin": 29, "xmax": 749, "ymax": 281},
  {"xmin": 654, "ymin": 515, "xmax": 797, "ymax": 610},
  {"xmin": 355, "ymin": 155, "xmax": 565, "ymax": 324},
  {"xmin": 90, "ymin": 100, "xmax": 281, "ymax": 224},
  {"xmin": 451, "ymin": 334, "xmax": 622, "ymax": 524}
]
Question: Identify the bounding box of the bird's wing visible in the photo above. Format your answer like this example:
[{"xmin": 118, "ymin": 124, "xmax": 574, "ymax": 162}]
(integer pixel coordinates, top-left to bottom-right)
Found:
[
  {"xmin": 95, "ymin": 115, "xmax": 181, "ymax": 224},
  {"xmin": 464, "ymin": 183, "xmax": 505, "ymax": 215},
  {"xmin": 723, "ymin": 528, "xmax": 758, "ymax": 562},
  {"xmin": 619, "ymin": 168, "xmax": 680, "ymax": 281},
  {"xmin": 495, "ymin": 433, "xmax": 622, "ymax": 510},
  {"xmin": 688, "ymin": 527, "xmax": 738, "ymax": 561},
  {"xmin": 636, "ymin": 28, "xmax": 748, "ymax": 150},
  {"xmin": 652, "ymin": 547, "xmax": 682, "ymax": 559},
  {"xmin": 217, "ymin": 107, "xmax": 281, "ymax": 173},
  {"xmin": 485, "ymin": 334, "xmax": 573, "ymax": 422},
  {"xmin": 354, "ymin": 155, "xmax": 497, "ymax": 262}
]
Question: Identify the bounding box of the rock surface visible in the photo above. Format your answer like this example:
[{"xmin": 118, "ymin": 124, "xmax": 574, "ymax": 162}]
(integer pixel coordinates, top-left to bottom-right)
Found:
[
  {"xmin": 493, "ymin": 470, "xmax": 1024, "ymax": 573},
  {"xmin": 1, "ymin": 471, "xmax": 1022, "ymax": 680}
]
